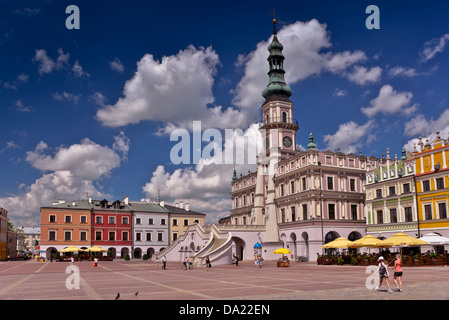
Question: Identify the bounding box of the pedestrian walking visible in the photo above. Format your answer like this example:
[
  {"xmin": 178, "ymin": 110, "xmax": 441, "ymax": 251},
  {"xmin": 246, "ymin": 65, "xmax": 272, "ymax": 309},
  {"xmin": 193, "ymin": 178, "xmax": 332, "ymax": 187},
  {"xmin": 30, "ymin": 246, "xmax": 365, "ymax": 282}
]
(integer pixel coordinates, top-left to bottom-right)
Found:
[
  {"xmin": 92, "ymin": 257, "xmax": 98, "ymax": 268},
  {"xmin": 392, "ymin": 253, "xmax": 403, "ymax": 292},
  {"xmin": 205, "ymin": 256, "xmax": 211, "ymax": 271},
  {"xmin": 70, "ymin": 256, "xmax": 75, "ymax": 264},
  {"xmin": 162, "ymin": 255, "xmax": 167, "ymax": 270},
  {"xmin": 375, "ymin": 256, "xmax": 392, "ymax": 293},
  {"xmin": 233, "ymin": 254, "xmax": 239, "ymax": 266},
  {"xmin": 258, "ymin": 255, "xmax": 263, "ymax": 268}
]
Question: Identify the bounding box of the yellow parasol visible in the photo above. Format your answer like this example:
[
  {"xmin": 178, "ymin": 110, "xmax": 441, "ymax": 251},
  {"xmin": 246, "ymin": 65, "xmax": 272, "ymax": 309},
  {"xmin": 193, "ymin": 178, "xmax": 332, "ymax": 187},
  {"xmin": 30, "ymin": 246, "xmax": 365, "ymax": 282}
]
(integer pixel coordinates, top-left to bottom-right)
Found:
[
  {"xmin": 322, "ymin": 237, "xmax": 354, "ymax": 249},
  {"xmin": 379, "ymin": 233, "xmax": 428, "ymax": 247},
  {"xmin": 273, "ymin": 248, "xmax": 291, "ymax": 255},
  {"xmin": 60, "ymin": 246, "xmax": 84, "ymax": 253},
  {"xmin": 350, "ymin": 235, "xmax": 392, "ymax": 248},
  {"xmin": 88, "ymin": 246, "xmax": 107, "ymax": 252}
]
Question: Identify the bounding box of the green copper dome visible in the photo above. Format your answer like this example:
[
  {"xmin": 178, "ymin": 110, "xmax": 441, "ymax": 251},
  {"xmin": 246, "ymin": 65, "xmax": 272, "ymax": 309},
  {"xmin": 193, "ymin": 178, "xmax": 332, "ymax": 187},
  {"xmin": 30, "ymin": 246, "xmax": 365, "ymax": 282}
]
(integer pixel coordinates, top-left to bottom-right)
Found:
[
  {"xmin": 307, "ymin": 131, "xmax": 317, "ymax": 150},
  {"xmin": 262, "ymin": 23, "xmax": 292, "ymax": 100}
]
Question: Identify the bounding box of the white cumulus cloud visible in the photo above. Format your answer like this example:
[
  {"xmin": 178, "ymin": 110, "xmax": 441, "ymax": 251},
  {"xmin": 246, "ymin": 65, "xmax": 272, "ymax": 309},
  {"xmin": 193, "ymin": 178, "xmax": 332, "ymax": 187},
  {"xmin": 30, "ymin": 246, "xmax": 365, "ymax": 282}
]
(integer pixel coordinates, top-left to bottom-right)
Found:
[
  {"xmin": 323, "ymin": 120, "xmax": 375, "ymax": 154},
  {"xmin": 0, "ymin": 133, "xmax": 130, "ymax": 226},
  {"xmin": 361, "ymin": 85, "xmax": 416, "ymax": 118}
]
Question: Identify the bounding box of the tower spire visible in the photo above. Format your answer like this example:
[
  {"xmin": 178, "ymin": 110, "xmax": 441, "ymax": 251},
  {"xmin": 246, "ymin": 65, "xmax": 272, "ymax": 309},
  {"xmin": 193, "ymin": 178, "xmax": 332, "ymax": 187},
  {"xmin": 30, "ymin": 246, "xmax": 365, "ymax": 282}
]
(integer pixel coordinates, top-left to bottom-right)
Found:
[
  {"xmin": 307, "ymin": 130, "xmax": 317, "ymax": 150},
  {"xmin": 262, "ymin": 14, "xmax": 292, "ymax": 100}
]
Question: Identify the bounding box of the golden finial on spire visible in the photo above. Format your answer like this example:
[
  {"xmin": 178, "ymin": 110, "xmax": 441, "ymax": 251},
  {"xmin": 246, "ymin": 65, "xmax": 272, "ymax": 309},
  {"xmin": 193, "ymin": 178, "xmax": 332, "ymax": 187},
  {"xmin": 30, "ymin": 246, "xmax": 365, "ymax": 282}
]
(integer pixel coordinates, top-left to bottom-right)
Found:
[{"xmin": 270, "ymin": 9, "xmax": 277, "ymax": 33}]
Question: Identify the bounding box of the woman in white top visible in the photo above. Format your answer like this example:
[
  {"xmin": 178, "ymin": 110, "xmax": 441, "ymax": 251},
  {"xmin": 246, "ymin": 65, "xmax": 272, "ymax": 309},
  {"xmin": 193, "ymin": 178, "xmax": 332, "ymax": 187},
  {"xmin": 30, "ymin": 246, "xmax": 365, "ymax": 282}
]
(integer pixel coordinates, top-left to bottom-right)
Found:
[{"xmin": 376, "ymin": 256, "xmax": 392, "ymax": 293}]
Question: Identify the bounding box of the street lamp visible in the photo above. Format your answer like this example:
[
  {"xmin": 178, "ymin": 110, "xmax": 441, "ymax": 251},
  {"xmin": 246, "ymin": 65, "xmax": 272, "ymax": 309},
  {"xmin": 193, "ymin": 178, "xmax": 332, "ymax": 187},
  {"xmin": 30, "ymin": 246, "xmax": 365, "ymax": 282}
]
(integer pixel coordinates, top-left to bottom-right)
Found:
[{"xmin": 318, "ymin": 161, "xmax": 324, "ymax": 254}]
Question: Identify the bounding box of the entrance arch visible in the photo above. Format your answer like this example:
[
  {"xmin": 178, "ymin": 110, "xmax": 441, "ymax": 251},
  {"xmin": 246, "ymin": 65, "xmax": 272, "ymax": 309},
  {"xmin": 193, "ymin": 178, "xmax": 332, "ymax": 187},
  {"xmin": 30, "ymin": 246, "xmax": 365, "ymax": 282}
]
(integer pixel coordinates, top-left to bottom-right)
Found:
[
  {"xmin": 134, "ymin": 248, "xmax": 142, "ymax": 259},
  {"xmin": 290, "ymin": 232, "xmax": 297, "ymax": 257},
  {"xmin": 46, "ymin": 247, "xmax": 57, "ymax": 260},
  {"xmin": 108, "ymin": 248, "xmax": 116, "ymax": 259},
  {"xmin": 231, "ymin": 237, "xmax": 246, "ymax": 261},
  {"xmin": 147, "ymin": 248, "xmax": 155, "ymax": 259},
  {"xmin": 121, "ymin": 247, "xmax": 129, "ymax": 259},
  {"xmin": 301, "ymin": 232, "xmax": 309, "ymax": 258},
  {"xmin": 325, "ymin": 231, "xmax": 340, "ymax": 244}
]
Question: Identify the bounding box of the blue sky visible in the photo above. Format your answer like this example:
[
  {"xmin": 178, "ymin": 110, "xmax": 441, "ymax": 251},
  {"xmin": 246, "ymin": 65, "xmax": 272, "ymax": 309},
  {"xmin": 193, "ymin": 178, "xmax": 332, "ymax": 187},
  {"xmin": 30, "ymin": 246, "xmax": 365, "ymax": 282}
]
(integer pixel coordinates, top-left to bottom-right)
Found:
[{"xmin": 1, "ymin": 0, "xmax": 449, "ymax": 226}]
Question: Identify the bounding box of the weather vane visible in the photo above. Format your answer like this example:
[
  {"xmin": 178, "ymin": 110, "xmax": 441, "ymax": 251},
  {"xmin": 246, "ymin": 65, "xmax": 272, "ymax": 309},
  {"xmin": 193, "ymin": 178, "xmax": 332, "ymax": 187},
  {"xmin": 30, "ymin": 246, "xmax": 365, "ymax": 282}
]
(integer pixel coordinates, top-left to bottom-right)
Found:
[{"xmin": 270, "ymin": 9, "xmax": 277, "ymax": 33}]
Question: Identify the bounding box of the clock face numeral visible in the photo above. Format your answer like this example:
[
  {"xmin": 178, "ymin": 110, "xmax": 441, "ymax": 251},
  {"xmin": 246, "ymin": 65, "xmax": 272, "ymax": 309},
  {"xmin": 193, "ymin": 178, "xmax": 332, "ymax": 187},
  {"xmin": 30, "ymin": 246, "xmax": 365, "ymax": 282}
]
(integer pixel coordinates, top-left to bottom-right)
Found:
[{"xmin": 283, "ymin": 136, "xmax": 292, "ymax": 147}]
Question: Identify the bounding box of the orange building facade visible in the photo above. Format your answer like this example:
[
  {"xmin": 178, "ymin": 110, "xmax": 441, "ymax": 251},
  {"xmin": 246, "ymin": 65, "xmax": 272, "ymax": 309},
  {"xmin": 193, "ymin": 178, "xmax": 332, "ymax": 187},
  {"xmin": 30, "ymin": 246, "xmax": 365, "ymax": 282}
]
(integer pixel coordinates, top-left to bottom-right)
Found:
[{"xmin": 40, "ymin": 200, "xmax": 93, "ymax": 258}]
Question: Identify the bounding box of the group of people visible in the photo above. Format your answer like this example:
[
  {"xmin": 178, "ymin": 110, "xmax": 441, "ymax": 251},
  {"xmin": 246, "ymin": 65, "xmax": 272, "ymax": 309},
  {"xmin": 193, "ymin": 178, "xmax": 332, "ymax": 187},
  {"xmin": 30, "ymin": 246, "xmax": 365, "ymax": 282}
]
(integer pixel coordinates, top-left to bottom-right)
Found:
[{"xmin": 376, "ymin": 253, "xmax": 403, "ymax": 293}]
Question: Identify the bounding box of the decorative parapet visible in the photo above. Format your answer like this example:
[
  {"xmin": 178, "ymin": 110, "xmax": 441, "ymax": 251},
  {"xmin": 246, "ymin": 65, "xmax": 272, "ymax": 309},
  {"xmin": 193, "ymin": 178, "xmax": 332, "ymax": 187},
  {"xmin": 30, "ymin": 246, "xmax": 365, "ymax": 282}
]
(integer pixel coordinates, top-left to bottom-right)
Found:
[{"xmin": 367, "ymin": 223, "xmax": 418, "ymax": 233}]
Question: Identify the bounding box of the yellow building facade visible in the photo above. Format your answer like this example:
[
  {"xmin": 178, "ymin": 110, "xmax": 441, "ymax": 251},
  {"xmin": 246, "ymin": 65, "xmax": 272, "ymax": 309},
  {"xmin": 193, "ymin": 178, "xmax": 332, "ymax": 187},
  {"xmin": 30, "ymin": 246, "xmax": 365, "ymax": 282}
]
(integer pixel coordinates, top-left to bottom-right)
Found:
[{"xmin": 414, "ymin": 135, "xmax": 449, "ymax": 236}]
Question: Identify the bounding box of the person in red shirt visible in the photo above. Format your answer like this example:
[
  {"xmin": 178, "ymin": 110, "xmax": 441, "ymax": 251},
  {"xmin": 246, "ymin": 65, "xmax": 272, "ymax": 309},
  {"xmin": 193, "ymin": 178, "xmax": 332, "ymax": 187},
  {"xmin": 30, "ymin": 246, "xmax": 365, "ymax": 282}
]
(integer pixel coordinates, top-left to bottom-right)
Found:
[{"xmin": 392, "ymin": 253, "xmax": 403, "ymax": 292}]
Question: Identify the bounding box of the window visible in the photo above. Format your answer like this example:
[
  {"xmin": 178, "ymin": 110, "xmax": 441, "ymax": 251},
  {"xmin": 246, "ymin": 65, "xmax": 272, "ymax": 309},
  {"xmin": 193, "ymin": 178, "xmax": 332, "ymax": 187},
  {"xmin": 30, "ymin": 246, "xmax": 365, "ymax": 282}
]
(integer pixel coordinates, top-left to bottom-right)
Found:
[
  {"xmin": 95, "ymin": 216, "xmax": 103, "ymax": 224},
  {"xmin": 424, "ymin": 204, "xmax": 433, "ymax": 220},
  {"xmin": 194, "ymin": 219, "xmax": 199, "ymax": 224},
  {"xmin": 173, "ymin": 233, "xmax": 178, "ymax": 242},
  {"xmin": 49, "ymin": 230, "xmax": 56, "ymax": 241},
  {"xmin": 302, "ymin": 204, "xmax": 308, "ymax": 220},
  {"xmin": 184, "ymin": 219, "xmax": 189, "ymax": 226},
  {"xmin": 376, "ymin": 189, "xmax": 382, "ymax": 199},
  {"xmin": 65, "ymin": 215, "xmax": 72, "ymax": 223},
  {"xmin": 136, "ymin": 232, "xmax": 141, "ymax": 241},
  {"xmin": 389, "ymin": 186, "xmax": 396, "ymax": 196},
  {"xmin": 49, "ymin": 215, "xmax": 56, "ymax": 223},
  {"xmin": 64, "ymin": 231, "xmax": 71, "ymax": 241},
  {"xmin": 280, "ymin": 184, "xmax": 284, "ymax": 196},
  {"xmin": 148, "ymin": 218, "xmax": 154, "ymax": 225},
  {"xmin": 95, "ymin": 231, "xmax": 102, "ymax": 241},
  {"xmin": 109, "ymin": 231, "xmax": 115, "ymax": 241},
  {"xmin": 291, "ymin": 181, "xmax": 295, "ymax": 194},
  {"xmin": 422, "ymin": 180, "xmax": 430, "ymax": 192},
  {"xmin": 172, "ymin": 219, "xmax": 178, "ymax": 226},
  {"xmin": 351, "ymin": 205, "xmax": 358, "ymax": 220},
  {"xmin": 438, "ymin": 203, "xmax": 447, "ymax": 219},
  {"xmin": 291, "ymin": 206, "xmax": 296, "ymax": 221},
  {"xmin": 122, "ymin": 231, "xmax": 129, "ymax": 241},
  {"xmin": 135, "ymin": 218, "xmax": 141, "ymax": 225},
  {"xmin": 158, "ymin": 233, "xmax": 163, "ymax": 241},
  {"xmin": 80, "ymin": 216, "xmax": 87, "ymax": 224},
  {"xmin": 377, "ymin": 210, "xmax": 383, "ymax": 224},
  {"xmin": 122, "ymin": 217, "xmax": 129, "ymax": 225},
  {"xmin": 146, "ymin": 233, "xmax": 152, "ymax": 241},
  {"xmin": 161, "ymin": 219, "xmax": 166, "ymax": 225},
  {"xmin": 327, "ymin": 177, "xmax": 333, "ymax": 190},
  {"xmin": 350, "ymin": 179, "xmax": 356, "ymax": 192},
  {"xmin": 403, "ymin": 183, "xmax": 410, "ymax": 193},
  {"xmin": 302, "ymin": 177, "xmax": 307, "ymax": 191},
  {"xmin": 282, "ymin": 111, "xmax": 287, "ymax": 123},
  {"xmin": 390, "ymin": 208, "xmax": 397, "ymax": 223},
  {"xmin": 436, "ymin": 178, "xmax": 445, "ymax": 190},
  {"xmin": 281, "ymin": 209, "xmax": 285, "ymax": 223},
  {"xmin": 328, "ymin": 204, "xmax": 335, "ymax": 220},
  {"xmin": 80, "ymin": 231, "xmax": 87, "ymax": 241},
  {"xmin": 405, "ymin": 207, "xmax": 413, "ymax": 222},
  {"xmin": 108, "ymin": 216, "xmax": 115, "ymax": 224}
]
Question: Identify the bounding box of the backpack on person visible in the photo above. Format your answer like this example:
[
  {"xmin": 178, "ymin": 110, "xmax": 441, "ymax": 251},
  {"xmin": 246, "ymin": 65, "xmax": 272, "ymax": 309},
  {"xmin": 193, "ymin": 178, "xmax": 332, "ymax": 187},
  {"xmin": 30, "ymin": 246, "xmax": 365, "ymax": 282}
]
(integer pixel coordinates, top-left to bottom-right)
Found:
[{"xmin": 379, "ymin": 263, "xmax": 386, "ymax": 275}]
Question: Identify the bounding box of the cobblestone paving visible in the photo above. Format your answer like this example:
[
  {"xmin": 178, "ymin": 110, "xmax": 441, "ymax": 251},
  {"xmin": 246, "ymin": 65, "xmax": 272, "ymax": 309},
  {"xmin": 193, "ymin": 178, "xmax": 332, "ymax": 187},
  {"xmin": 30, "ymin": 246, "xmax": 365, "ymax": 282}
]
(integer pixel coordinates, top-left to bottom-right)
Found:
[{"xmin": 0, "ymin": 260, "xmax": 448, "ymax": 300}]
